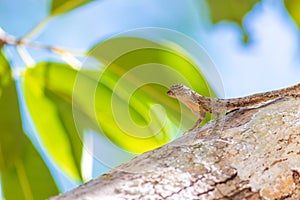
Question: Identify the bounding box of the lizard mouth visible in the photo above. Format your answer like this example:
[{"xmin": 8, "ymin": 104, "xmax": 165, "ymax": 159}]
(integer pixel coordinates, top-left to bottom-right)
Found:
[{"xmin": 167, "ymin": 90, "xmax": 175, "ymax": 97}]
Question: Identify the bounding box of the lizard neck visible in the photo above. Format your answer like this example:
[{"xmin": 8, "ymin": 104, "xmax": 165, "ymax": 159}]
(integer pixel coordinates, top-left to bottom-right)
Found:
[{"xmin": 180, "ymin": 92, "xmax": 211, "ymax": 114}]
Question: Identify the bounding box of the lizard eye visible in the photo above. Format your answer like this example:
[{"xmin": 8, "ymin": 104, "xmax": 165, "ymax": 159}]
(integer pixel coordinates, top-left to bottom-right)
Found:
[{"xmin": 167, "ymin": 90, "xmax": 175, "ymax": 97}]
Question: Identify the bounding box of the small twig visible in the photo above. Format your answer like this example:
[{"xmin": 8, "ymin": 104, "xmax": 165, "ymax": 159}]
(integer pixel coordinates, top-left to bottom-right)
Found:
[
  {"xmin": 0, "ymin": 27, "xmax": 86, "ymax": 57},
  {"xmin": 0, "ymin": 27, "xmax": 86, "ymax": 70}
]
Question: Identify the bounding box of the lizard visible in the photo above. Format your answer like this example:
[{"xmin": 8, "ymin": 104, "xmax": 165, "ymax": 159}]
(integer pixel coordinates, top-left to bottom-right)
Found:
[{"xmin": 167, "ymin": 83, "xmax": 300, "ymax": 131}]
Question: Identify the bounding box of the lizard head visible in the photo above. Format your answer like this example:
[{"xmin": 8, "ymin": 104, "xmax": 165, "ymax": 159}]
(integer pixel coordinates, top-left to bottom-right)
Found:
[
  {"xmin": 167, "ymin": 84, "xmax": 195, "ymax": 100},
  {"xmin": 167, "ymin": 84, "xmax": 207, "ymax": 113}
]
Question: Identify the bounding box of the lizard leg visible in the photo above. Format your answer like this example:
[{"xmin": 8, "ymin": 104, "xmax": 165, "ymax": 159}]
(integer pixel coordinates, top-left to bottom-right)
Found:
[
  {"xmin": 209, "ymin": 113, "xmax": 234, "ymax": 144},
  {"xmin": 188, "ymin": 112, "xmax": 206, "ymax": 132},
  {"xmin": 209, "ymin": 112, "xmax": 223, "ymax": 135}
]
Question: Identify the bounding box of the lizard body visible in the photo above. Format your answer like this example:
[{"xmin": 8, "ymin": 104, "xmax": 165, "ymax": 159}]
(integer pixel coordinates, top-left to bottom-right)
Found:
[{"xmin": 167, "ymin": 83, "xmax": 300, "ymax": 130}]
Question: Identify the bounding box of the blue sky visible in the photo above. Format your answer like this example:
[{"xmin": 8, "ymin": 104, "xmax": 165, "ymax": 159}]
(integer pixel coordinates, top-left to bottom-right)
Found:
[{"xmin": 1, "ymin": 0, "xmax": 300, "ymax": 194}]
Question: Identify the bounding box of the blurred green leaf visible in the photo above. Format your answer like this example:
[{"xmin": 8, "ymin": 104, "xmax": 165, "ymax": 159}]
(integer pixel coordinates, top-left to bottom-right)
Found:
[
  {"xmin": 88, "ymin": 37, "xmax": 215, "ymax": 153},
  {"xmin": 24, "ymin": 63, "xmax": 83, "ymax": 181},
  {"xmin": 284, "ymin": 0, "xmax": 300, "ymax": 28},
  {"xmin": 0, "ymin": 81, "xmax": 58, "ymax": 199},
  {"xmin": 23, "ymin": 37, "xmax": 215, "ymax": 157},
  {"xmin": 206, "ymin": 0, "xmax": 260, "ymax": 42},
  {"xmin": 0, "ymin": 52, "xmax": 11, "ymax": 97},
  {"xmin": 50, "ymin": 0, "xmax": 92, "ymax": 16},
  {"xmin": 206, "ymin": 0, "xmax": 259, "ymax": 25}
]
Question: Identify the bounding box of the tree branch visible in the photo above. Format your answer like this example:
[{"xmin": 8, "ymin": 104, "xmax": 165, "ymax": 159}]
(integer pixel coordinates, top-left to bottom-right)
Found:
[{"xmin": 51, "ymin": 98, "xmax": 300, "ymax": 200}]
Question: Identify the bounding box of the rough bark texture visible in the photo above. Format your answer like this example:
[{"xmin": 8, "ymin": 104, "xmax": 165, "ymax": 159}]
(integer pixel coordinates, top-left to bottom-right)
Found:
[{"xmin": 50, "ymin": 98, "xmax": 300, "ymax": 200}]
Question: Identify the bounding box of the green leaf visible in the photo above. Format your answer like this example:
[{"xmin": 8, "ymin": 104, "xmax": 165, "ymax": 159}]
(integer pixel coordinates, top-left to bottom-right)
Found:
[
  {"xmin": 50, "ymin": 0, "xmax": 92, "ymax": 16},
  {"xmin": 0, "ymin": 52, "xmax": 11, "ymax": 97},
  {"xmin": 206, "ymin": 0, "xmax": 260, "ymax": 42},
  {"xmin": 206, "ymin": 0, "xmax": 259, "ymax": 25},
  {"xmin": 24, "ymin": 63, "xmax": 83, "ymax": 181},
  {"xmin": 284, "ymin": 0, "xmax": 300, "ymax": 28},
  {"xmin": 23, "ymin": 36, "xmax": 215, "ymax": 156},
  {"xmin": 0, "ymin": 81, "xmax": 59, "ymax": 199},
  {"xmin": 87, "ymin": 37, "xmax": 215, "ymax": 153}
]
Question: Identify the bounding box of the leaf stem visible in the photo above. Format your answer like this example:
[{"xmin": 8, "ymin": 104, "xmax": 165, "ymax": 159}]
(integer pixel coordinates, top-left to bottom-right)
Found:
[
  {"xmin": 21, "ymin": 17, "xmax": 51, "ymax": 40},
  {"xmin": 16, "ymin": 45, "xmax": 35, "ymax": 67}
]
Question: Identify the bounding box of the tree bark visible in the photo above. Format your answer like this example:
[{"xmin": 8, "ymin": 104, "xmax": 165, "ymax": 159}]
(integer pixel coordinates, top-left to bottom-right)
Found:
[{"xmin": 50, "ymin": 98, "xmax": 300, "ymax": 200}]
